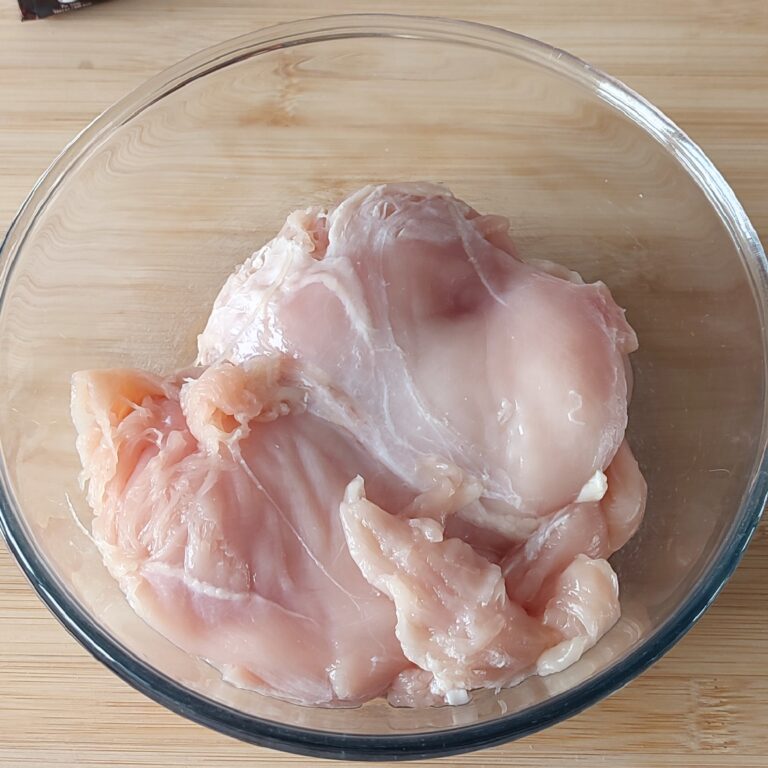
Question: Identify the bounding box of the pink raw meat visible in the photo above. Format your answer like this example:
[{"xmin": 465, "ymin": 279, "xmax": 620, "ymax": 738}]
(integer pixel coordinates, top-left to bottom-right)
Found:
[
  {"xmin": 198, "ymin": 183, "xmax": 637, "ymax": 539},
  {"xmin": 72, "ymin": 183, "xmax": 645, "ymax": 707},
  {"xmin": 72, "ymin": 359, "xmax": 412, "ymax": 705},
  {"xmin": 502, "ymin": 440, "xmax": 647, "ymax": 609},
  {"xmin": 340, "ymin": 477, "xmax": 557, "ymax": 704}
]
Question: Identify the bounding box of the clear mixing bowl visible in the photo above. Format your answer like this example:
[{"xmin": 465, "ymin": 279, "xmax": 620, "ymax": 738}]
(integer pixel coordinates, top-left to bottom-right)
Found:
[{"xmin": 0, "ymin": 14, "xmax": 766, "ymax": 761}]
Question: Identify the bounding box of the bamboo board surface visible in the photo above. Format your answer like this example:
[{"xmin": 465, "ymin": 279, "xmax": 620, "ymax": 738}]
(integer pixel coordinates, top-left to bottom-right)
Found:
[{"xmin": 0, "ymin": 1, "xmax": 766, "ymax": 766}]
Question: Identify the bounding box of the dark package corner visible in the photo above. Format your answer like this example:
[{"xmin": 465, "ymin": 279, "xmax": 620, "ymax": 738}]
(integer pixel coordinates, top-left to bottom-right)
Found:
[{"xmin": 18, "ymin": 0, "xmax": 108, "ymax": 20}]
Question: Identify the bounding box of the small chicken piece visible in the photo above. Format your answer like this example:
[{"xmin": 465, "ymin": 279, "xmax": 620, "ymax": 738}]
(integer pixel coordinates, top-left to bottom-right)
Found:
[
  {"xmin": 71, "ymin": 359, "xmax": 411, "ymax": 706},
  {"xmin": 340, "ymin": 478, "xmax": 557, "ymax": 704},
  {"xmin": 601, "ymin": 439, "xmax": 647, "ymax": 552},
  {"xmin": 535, "ymin": 555, "xmax": 621, "ymax": 676},
  {"xmin": 502, "ymin": 439, "xmax": 647, "ymax": 609}
]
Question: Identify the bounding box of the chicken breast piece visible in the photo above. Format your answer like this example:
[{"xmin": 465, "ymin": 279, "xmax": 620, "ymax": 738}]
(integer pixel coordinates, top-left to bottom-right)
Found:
[
  {"xmin": 198, "ymin": 183, "xmax": 637, "ymax": 538},
  {"xmin": 340, "ymin": 477, "xmax": 558, "ymax": 704},
  {"xmin": 535, "ymin": 555, "xmax": 621, "ymax": 676},
  {"xmin": 502, "ymin": 439, "xmax": 647, "ymax": 609},
  {"xmin": 71, "ymin": 359, "xmax": 412, "ymax": 706}
]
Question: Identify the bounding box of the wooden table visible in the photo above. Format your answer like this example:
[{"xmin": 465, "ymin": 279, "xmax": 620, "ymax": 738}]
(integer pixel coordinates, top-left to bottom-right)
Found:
[{"xmin": 1, "ymin": 1, "xmax": 766, "ymax": 765}]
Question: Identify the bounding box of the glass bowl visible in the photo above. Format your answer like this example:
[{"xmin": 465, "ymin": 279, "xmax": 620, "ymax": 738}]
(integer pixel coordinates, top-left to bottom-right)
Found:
[{"xmin": 0, "ymin": 14, "xmax": 766, "ymax": 761}]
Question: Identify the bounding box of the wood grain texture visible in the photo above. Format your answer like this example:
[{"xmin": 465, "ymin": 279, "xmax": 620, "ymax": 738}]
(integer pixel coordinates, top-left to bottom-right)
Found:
[{"xmin": 0, "ymin": 1, "xmax": 766, "ymax": 766}]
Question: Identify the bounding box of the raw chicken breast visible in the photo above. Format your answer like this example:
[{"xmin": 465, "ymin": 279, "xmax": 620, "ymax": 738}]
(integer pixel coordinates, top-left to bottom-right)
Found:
[
  {"xmin": 340, "ymin": 477, "xmax": 557, "ymax": 704},
  {"xmin": 71, "ymin": 359, "xmax": 412, "ymax": 705},
  {"xmin": 535, "ymin": 555, "xmax": 621, "ymax": 676},
  {"xmin": 502, "ymin": 439, "xmax": 647, "ymax": 609},
  {"xmin": 72, "ymin": 183, "xmax": 645, "ymax": 708},
  {"xmin": 198, "ymin": 183, "xmax": 637, "ymax": 538}
]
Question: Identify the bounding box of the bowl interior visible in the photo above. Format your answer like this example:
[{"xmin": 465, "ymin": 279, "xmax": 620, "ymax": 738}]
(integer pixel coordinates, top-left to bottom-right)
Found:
[{"xmin": 0, "ymin": 16, "xmax": 765, "ymax": 756}]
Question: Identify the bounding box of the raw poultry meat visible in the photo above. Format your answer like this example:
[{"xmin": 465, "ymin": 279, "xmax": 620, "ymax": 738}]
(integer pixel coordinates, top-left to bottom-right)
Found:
[
  {"xmin": 72, "ymin": 358, "xmax": 414, "ymax": 705},
  {"xmin": 198, "ymin": 183, "xmax": 638, "ymax": 537},
  {"xmin": 340, "ymin": 477, "xmax": 558, "ymax": 705},
  {"xmin": 72, "ymin": 183, "xmax": 646, "ymax": 707}
]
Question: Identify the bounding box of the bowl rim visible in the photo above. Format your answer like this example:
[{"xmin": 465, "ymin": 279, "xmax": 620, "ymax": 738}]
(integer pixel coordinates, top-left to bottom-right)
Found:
[{"xmin": 1, "ymin": 13, "xmax": 766, "ymax": 761}]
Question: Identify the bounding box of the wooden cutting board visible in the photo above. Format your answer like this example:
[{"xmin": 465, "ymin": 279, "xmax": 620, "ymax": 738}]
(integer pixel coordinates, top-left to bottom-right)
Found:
[{"xmin": 0, "ymin": 1, "xmax": 766, "ymax": 766}]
